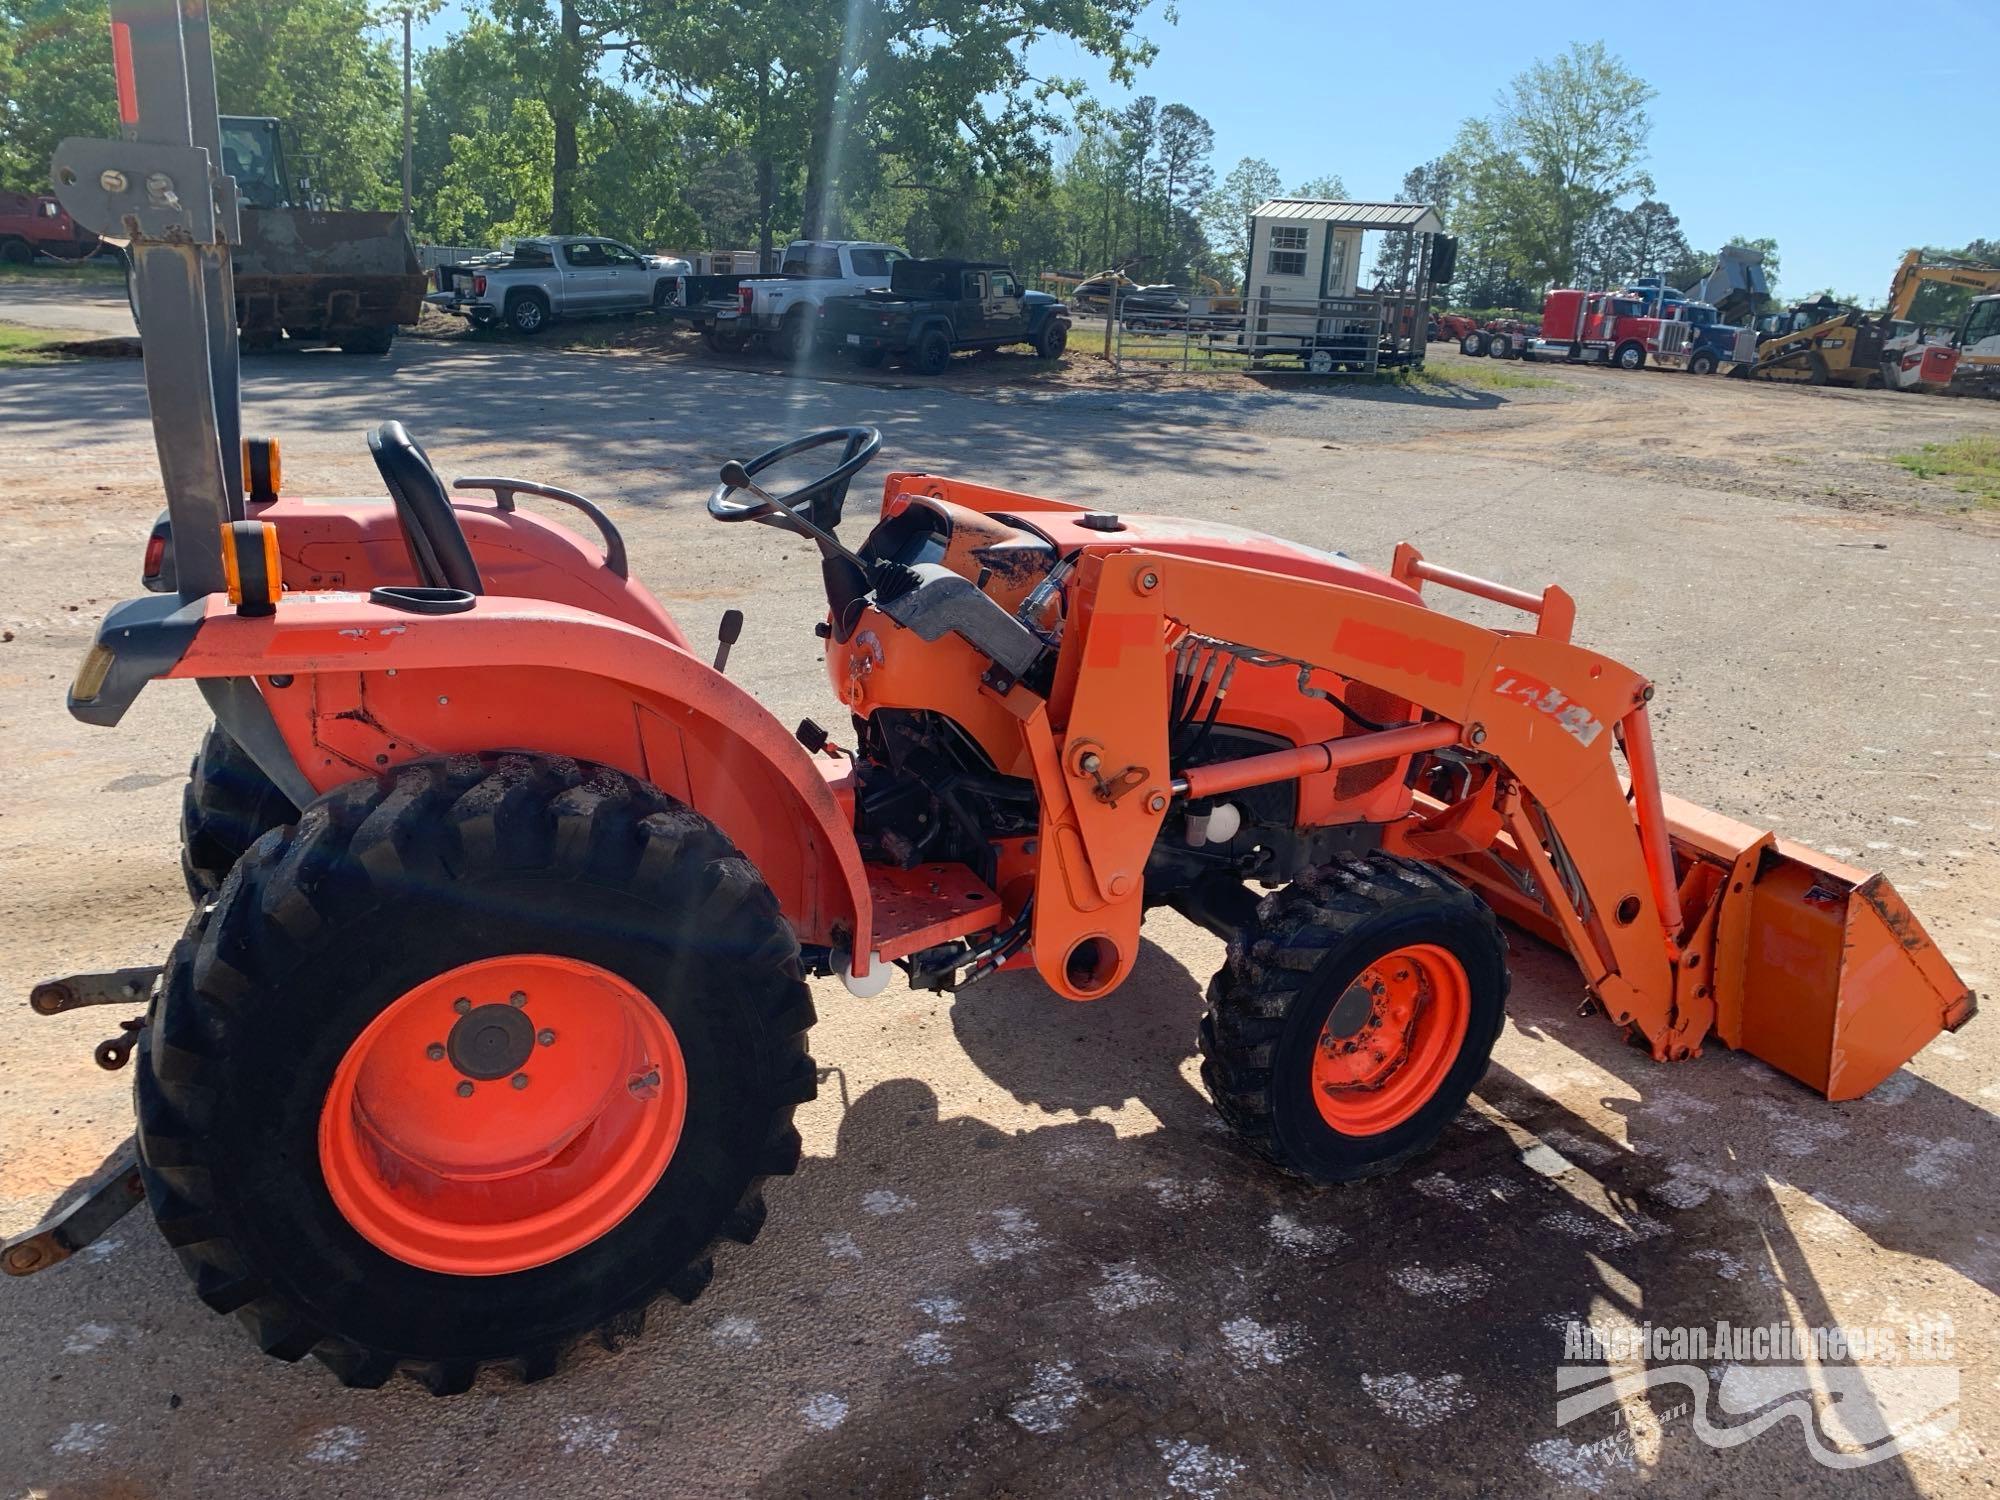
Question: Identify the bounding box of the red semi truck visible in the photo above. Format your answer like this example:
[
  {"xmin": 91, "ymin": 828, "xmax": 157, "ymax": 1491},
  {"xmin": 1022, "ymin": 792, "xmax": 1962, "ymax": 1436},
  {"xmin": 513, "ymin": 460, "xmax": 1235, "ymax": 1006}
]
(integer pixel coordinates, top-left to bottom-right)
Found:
[
  {"xmin": 1475, "ymin": 288, "xmax": 1690, "ymax": 369},
  {"xmin": 0, "ymin": 191, "xmax": 102, "ymax": 264}
]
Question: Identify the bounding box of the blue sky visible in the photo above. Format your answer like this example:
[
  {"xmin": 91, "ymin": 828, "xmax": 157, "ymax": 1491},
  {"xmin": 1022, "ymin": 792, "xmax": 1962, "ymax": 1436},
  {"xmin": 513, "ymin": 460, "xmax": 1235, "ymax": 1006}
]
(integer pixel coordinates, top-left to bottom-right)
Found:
[{"xmin": 412, "ymin": 0, "xmax": 1993, "ymax": 299}]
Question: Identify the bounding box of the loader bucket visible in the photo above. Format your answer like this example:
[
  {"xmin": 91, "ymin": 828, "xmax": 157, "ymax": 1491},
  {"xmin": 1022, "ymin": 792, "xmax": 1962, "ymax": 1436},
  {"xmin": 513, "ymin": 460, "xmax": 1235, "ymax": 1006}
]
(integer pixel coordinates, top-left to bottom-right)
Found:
[{"xmin": 1665, "ymin": 797, "xmax": 1977, "ymax": 1101}]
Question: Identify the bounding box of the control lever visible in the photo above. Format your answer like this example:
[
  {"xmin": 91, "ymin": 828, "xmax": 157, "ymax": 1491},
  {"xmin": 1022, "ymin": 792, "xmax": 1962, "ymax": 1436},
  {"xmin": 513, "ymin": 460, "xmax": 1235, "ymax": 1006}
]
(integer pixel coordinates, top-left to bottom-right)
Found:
[{"xmin": 713, "ymin": 608, "xmax": 743, "ymax": 672}]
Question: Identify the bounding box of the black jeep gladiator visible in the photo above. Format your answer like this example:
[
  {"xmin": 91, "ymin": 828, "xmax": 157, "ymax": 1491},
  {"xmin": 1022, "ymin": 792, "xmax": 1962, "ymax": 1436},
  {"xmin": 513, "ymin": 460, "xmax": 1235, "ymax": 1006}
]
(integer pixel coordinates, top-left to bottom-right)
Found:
[{"xmin": 817, "ymin": 258, "xmax": 1070, "ymax": 373}]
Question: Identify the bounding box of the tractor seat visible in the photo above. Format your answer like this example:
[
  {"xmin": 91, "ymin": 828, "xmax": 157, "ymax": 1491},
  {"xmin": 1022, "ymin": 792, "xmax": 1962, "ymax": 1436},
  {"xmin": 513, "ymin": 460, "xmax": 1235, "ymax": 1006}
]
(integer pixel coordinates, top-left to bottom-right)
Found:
[{"xmin": 366, "ymin": 421, "xmax": 484, "ymax": 594}]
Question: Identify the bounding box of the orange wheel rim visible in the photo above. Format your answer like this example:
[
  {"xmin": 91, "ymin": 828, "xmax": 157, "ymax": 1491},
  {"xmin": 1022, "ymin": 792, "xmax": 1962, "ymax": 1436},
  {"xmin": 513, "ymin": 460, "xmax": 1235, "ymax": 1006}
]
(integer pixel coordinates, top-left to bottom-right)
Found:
[
  {"xmin": 319, "ymin": 955, "xmax": 686, "ymax": 1276},
  {"xmin": 1310, "ymin": 943, "xmax": 1470, "ymax": 1136}
]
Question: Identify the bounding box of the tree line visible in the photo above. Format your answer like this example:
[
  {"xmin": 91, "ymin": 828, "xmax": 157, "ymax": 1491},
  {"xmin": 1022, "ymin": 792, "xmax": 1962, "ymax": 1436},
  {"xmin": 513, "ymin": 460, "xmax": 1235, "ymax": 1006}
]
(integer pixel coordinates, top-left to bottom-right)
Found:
[{"xmin": 7, "ymin": 8, "xmax": 1979, "ymax": 314}]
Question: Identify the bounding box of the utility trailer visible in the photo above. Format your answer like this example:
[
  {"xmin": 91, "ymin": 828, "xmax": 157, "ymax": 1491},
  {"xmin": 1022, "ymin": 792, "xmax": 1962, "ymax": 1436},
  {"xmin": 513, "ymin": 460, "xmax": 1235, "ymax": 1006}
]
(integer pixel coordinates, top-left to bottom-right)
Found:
[{"xmin": 8, "ymin": 0, "xmax": 1975, "ymax": 1400}]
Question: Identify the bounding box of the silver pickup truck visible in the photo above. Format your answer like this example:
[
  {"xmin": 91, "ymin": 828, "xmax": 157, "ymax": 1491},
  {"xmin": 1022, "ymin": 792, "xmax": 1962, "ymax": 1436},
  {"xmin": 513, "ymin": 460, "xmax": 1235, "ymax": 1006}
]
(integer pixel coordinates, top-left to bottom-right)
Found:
[
  {"xmin": 429, "ymin": 235, "xmax": 691, "ymax": 334},
  {"xmin": 706, "ymin": 240, "xmax": 909, "ymax": 357}
]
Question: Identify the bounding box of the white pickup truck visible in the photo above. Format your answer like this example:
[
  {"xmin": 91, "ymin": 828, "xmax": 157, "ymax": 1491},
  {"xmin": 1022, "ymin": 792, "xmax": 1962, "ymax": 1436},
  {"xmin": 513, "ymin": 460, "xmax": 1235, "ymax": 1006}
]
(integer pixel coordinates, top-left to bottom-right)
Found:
[
  {"xmin": 429, "ymin": 235, "xmax": 690, "ymax": 335},
  {"xmin": 705, "ymin": 239, "xmax": 909, "ymax": 357}
]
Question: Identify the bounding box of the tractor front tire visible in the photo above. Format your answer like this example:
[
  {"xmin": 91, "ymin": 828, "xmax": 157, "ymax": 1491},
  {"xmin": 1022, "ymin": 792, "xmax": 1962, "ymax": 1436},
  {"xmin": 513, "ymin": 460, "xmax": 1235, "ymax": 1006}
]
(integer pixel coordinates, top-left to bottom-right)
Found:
[
  {"xmin": 1198, "ymin": 854, "xmax": 1507, "ymax": 1184},
  {"xmin": 180, "ymin": 723, "xmax": 297, "ymax": 903},
  {"xmin": 137, "ymin": 753, "xmax": 815, "ymax": 1392}
]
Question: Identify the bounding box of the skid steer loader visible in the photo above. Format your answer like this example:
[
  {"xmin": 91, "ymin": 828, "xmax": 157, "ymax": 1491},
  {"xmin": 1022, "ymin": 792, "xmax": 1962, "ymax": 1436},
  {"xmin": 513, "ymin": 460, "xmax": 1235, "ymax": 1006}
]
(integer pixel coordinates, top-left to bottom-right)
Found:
[{"xmin": 6, "ymin": 0, "xmax": 1975, "ymax": 1395}]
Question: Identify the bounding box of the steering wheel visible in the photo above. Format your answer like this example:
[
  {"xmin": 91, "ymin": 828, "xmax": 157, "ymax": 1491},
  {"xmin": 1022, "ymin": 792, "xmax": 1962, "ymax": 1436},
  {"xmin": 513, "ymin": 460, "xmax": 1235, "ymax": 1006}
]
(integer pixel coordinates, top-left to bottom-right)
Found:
[{"xmin": 707, "ymin": 426, "xmax": 881, "ymax": 530}]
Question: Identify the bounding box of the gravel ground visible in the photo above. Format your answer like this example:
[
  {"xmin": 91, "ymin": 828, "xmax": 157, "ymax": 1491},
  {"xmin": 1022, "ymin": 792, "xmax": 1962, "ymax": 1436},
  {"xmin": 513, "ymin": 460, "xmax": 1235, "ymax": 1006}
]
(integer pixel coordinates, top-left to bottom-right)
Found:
[{"xmin": 0, "ymin": 338, "xmax": 1995, "ymax": 1498}]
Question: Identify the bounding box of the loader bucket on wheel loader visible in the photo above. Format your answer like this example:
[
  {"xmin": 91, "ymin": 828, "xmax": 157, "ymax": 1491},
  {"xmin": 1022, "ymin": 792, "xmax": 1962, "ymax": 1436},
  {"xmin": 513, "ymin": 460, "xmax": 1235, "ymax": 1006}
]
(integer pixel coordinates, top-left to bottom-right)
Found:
[{"xmin": 1661, "ymin": 797, "xmax": 1975, "ymax": 1101}]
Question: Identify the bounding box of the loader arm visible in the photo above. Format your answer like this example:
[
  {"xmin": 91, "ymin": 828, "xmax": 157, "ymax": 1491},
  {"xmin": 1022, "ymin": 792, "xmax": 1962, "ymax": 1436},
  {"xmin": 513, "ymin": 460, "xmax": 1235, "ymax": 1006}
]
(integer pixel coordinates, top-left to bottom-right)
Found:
[{"xmin": 1045, "ymin": 547, "xmax": 1971, "ymax": 1099}]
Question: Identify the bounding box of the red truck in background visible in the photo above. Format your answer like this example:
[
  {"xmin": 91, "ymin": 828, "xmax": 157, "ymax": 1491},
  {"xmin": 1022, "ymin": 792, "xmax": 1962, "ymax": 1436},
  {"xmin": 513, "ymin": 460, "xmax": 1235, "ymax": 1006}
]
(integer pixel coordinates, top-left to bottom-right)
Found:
[
  {"xmin": 1471, "ymin": 287, "xmax": 1690, "ymax": 369},
  {"xmin": 0, "ymin": 192, "xmax": 103, "ymax": 264}
]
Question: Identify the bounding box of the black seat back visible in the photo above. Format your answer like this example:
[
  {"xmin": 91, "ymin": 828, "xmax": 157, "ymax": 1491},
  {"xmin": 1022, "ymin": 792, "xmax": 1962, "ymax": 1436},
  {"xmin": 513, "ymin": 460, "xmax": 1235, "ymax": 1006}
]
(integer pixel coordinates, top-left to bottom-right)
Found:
[{"xmin": 366, "ymin": 421, "xmax": 483, "ymax": 594}]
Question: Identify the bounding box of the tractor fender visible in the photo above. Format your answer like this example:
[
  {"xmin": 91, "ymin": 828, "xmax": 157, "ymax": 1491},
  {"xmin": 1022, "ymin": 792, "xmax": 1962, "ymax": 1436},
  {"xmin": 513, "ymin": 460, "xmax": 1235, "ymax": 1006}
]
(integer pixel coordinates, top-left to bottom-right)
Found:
[{"xmin": 155, "ymin": 593, "xmax": 873, "ymax": 958}]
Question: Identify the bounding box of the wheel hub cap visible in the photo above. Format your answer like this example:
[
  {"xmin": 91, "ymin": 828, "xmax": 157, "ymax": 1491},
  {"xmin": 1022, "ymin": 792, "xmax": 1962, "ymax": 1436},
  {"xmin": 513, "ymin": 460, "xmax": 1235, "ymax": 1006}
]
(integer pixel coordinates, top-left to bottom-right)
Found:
[
  {"xmin": 1309, "ymin": 943, "xmax": 1471, "ymax": 1136},
  {"xmin": 447, "ymin": 1002, "xmax": 535, "ymax": 1080},
  {"xmin": 319, "ymin": 954, "xmax": 686, "ymax": 1276}
]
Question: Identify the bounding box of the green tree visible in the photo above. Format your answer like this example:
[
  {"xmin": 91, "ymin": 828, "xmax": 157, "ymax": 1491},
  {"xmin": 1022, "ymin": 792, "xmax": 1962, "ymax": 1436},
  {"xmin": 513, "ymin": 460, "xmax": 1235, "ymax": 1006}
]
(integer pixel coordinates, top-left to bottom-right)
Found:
[
  {"xmin": 1151, "ymin": 102, "xmax": 1212, "ymax": 283},
  {"xmin": 1450, "ymin": 41, "xmax": 1654, "ymax": 291},
  {"xmin": 1291, "ymin": 172, "xmax": 1347, "ymax": 201},
  {"xmin": 1369, "ymin": 156, "xmax": 1455, "ymax": 289},
  {"xmin": 1202, "ymin": 156, "xmax": 1280, "ymax": 282}
]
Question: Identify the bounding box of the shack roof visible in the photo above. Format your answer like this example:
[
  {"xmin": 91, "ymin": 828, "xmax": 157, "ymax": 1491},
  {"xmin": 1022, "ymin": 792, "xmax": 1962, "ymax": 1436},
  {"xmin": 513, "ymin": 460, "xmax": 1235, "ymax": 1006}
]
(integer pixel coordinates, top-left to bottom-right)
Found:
[{"xmin": 1251, "ymin": 200, "xmax": 1443, "ymax": 234}]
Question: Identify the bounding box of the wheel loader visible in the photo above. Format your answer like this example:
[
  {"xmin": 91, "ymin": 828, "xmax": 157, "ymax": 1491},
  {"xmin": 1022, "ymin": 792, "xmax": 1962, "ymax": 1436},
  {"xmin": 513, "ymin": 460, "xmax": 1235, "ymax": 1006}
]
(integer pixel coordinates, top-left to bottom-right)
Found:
[{"xmin": 7, "ymin": 1, "xmax": 1977, "ymax": 1396}]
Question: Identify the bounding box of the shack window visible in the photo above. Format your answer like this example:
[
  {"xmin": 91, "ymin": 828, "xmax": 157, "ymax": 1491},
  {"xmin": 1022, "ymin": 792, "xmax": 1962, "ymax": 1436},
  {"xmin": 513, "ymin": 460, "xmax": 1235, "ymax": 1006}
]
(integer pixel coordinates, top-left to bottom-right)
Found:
[{"xmin": 1267, "ymin": 224, "xmax": 1309, "ymax": 277}]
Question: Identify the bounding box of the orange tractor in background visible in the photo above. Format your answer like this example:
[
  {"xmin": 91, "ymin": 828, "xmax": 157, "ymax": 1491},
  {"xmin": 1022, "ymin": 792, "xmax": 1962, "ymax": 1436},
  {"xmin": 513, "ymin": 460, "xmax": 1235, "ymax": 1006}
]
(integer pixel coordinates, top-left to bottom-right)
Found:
[{"xmin": 7, "ymin": 1, "xmax": 1975, "ymax": 1395}]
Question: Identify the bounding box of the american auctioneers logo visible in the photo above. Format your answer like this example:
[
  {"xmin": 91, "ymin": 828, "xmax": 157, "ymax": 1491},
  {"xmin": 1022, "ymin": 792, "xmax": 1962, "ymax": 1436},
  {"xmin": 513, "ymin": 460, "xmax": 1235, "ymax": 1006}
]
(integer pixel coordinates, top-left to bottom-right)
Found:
[{"xmin": 1557, "ymin": 1316, "xmax": 1960, "ymax": 1469}]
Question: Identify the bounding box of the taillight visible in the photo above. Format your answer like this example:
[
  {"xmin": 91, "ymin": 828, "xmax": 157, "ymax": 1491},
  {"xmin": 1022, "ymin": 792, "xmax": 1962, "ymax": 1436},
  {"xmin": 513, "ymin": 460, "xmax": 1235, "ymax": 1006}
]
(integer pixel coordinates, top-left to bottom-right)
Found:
[
  {"xmin": 473, "ymin": 274, "xmax": 487, "ymax": 296},
  {"xmin": 739, "ymin": 284, "xmax": 755, "ymax": 315},
  {"xmin": 142, "ymin": 532, "xmax": 166, "ymax": 579}
]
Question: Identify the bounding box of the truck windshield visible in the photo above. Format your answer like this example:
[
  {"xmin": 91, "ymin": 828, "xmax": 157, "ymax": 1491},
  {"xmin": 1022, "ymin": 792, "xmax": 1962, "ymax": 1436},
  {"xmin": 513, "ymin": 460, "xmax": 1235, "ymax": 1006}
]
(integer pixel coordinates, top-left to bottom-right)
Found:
[{"xmin": 220, "ymin": 120, "xmax": 286, "ymax": 209}]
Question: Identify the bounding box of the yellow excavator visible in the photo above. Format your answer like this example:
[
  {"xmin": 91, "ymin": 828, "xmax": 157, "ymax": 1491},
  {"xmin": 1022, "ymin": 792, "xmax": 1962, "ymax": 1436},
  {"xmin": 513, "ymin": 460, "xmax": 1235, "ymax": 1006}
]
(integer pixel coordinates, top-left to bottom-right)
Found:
[{"xmin": 1884, "ymin": 250, "xmax": 2000, "ymax": 395}]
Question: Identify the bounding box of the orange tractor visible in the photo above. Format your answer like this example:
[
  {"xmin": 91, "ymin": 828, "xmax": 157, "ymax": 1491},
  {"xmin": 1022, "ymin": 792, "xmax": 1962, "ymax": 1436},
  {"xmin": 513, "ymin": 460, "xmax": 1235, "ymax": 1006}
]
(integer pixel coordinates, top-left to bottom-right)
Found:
[{"xmin": 9, "ymin": 1, "xmax": 1975, "ymax": 1394}]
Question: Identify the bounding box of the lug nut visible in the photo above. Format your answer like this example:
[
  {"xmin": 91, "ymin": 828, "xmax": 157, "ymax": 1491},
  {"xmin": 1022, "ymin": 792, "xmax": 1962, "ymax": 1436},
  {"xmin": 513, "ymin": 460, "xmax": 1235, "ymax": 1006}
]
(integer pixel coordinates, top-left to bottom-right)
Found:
[
  {"xmin": 537, "ymin": 1029, "xmax": 556, "ymax": 1046},
  {"xmin": 453, "ymin": 997, "xmax": 471, "ymax": 1014},
  {"xmin": 456, "ymin": 1080, "xmax": 474, "ymax": 1098},
  {"xmin": 511, "ymin": 1073, "xmax": 530, "ymax": 1090},
  {"xmin": 426, "ymin": 1042, "xmax": 445, "ymax": 1061},
  {"xmin": 508, "ymin": 991, "xmax": 528, "ymax": 1008}
]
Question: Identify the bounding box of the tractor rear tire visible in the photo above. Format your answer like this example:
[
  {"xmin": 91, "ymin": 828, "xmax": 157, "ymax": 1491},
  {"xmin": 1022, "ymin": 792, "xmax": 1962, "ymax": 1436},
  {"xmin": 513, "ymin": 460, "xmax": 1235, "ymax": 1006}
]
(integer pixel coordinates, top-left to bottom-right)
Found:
[
  {"xmin": 136, "ymin": 752, "xmax": 815, "ymax": 1392},
  {"xmin": 180, "ymin": 723, "xmax": 297, "ymax": 903},
  {"xmin": 1197, "ymin": 854, "xmax": 1507, "ymax": 1184}
]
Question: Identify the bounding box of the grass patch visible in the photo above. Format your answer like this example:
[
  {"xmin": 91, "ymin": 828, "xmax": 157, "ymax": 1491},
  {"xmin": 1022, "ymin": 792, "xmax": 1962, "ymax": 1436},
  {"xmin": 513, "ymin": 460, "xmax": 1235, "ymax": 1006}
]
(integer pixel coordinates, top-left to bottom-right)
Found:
[
  {"xmin": 1893, "ymin": 436, "xmax": 2000, "ymax": 506},
  {"xmin": 1411, "ymin": 360, "xmax": 1562, "ymax": 392},
  {"xmin": 0, "ymin": 258, "xmax": 123, "ymax": 284},
  {"xmin": 0, "ymin": 321, "xmax": 81, "ymax": 365}
]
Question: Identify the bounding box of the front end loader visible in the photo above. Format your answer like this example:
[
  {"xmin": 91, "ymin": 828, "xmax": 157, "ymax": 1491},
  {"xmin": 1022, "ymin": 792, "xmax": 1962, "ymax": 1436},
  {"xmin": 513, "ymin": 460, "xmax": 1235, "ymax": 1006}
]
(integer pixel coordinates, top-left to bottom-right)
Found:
[{"xmin": 7, "ymin": 0, "xmax": 1974, "ymax": 1395}]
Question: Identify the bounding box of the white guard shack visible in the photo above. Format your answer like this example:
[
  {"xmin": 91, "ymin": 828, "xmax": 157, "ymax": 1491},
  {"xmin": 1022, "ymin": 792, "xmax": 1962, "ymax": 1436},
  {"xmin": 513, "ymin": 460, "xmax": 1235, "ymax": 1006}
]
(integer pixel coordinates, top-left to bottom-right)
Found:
[{"xmin": 1240, "ymin": 199, "xmax": 1445, "ymax": 372}]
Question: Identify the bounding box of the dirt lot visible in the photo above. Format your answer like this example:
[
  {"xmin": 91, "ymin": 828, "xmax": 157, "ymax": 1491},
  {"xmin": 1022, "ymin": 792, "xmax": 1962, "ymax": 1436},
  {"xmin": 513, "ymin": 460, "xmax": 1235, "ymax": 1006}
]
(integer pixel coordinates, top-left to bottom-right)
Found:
[{"xmin": 1, "ymin": 331, "xmax": 1996, "ymax": 1498}]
